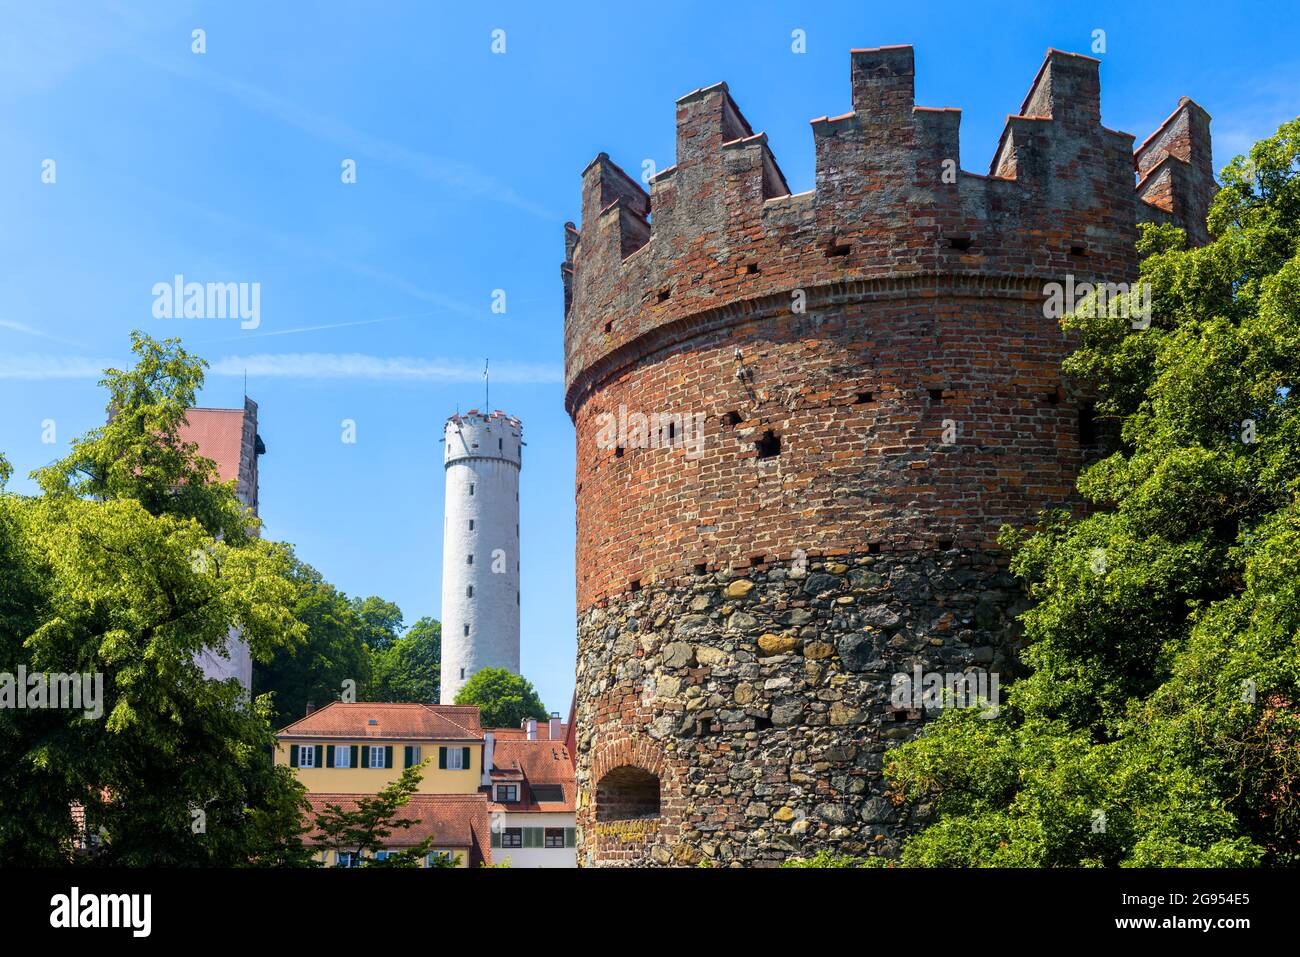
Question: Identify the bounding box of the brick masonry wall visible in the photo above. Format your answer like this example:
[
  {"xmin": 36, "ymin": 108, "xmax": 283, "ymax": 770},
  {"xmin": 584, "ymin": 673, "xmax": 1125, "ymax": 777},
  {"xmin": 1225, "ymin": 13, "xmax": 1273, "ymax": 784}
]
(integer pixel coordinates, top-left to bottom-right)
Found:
[{"xmin": 564, "ymin": 44, "xmax": 1214, "ymax": 866}]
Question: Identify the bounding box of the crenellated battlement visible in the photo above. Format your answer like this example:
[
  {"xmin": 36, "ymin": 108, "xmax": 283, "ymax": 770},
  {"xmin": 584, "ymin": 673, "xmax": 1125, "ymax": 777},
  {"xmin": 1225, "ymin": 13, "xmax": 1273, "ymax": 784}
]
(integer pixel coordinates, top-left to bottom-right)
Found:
[
  {"xmin": 563, "ymin": 44, "xmax": 1218, "ymax": 867},
  {"xmin": 562, "ymin": 45, "xmax": 1213, "ymax": 415}
]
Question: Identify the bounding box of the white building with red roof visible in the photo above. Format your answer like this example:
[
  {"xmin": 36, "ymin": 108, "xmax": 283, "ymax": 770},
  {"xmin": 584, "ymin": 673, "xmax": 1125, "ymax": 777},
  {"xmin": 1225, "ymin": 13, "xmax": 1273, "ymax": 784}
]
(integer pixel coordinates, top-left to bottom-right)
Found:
[{"xmin": 483, "ymin": 713, "xmax": 577, "ymax": 867}]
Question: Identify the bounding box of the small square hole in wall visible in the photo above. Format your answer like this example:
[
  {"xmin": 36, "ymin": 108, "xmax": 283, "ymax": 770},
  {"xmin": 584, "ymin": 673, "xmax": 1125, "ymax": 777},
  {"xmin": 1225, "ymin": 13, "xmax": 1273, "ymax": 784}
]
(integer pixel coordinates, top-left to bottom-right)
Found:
[
  {"xmin": 746, "ymin": 263, "xmax": 760, "ymax": 275},
  {"xmin": 630, "ymin": 579, "xmax": 641, "ymax": 593},
  {"xmin": 1079, "ymin": 402, "xmax": 1100, "ymax": 447},
  {"xmin": 657, "ymin": 288, "xmax": 671, "ymax": 303},
  {"xmin": 938, "ymin": 539, "xmax": 954, "ymax": 551},
  {"xmin": 694, "ymin": 562, "xmax": 707, "ymax": 575},
  {"xmin": 615, "ymin": 446, "xmax": 624, "ymax": 458},
  {"xmin": 928, "ymin": 388, "xmax": 945, "ymax": 402},
  {"xmin": 826, "ymin": 240, "xmax": 851, "ymax": 258},
  {"xmin": 724, "ymin": 410, "xmax": 742, "ymax": 428},
  {"xmin": 868, "ymin": 543, "xmax": 882, "ymax": 554},
  {"xmin": 1044, "ymin": 387, "xmax": 1063, "ymax": 405},
  {"xmin": 854, "ymin": 391, "xmax": 874, "ymax": 404},
  {"xmin": 1070, "ymin": 243, "xmax": 1088, "ymax": 257},
  {"xmin": 948, "ymin": 236, "xmax": 972, "ymax": 252},
  {"xmin": 750, "ymin": 554, "xmax": 765, "ymax": 568},
  {"xmin": 755, "ymin": 430, "xmax": 781, "ymax": 459},
  {"xmin": 604, "ymin": 321, "xmax": 612, "ymax": 333}
]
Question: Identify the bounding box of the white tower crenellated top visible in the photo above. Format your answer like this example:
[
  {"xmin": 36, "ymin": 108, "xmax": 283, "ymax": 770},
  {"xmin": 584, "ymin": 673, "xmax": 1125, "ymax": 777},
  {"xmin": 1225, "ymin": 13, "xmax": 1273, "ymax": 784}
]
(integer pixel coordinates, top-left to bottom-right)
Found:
[{"xmin": 439, "ymin": 409, "xmax": 523, "ymax": 704}]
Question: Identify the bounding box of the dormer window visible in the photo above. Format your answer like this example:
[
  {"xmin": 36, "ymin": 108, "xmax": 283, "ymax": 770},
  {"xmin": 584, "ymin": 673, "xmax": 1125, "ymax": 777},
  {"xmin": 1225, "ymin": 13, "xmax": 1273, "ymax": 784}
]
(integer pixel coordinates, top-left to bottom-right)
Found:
[{"xmin": 495, "ymin": 784, "xmax": 519, "ymax": 803}]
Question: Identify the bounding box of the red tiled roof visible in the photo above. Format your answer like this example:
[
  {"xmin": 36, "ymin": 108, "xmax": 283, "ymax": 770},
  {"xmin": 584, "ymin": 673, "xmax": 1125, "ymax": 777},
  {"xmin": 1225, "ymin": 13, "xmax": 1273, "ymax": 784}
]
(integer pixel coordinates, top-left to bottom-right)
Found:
[
  {"xmin": 487, "ymin": 738, "xmax": 576, "ymax": 813},
  {"xmin": 177, "ymin": 408, "xmax": 247, "ymax": 483},
  {"xmin": 489, "ymin": 723, "xmax": 568, "ymax": 742},
  {"xmin": 278, "ymin": 702, "xmax": 483, "ymax": 741},
  {"xmin": 303, "ymin": 792, "xmax": 492, "ymax": 865}
]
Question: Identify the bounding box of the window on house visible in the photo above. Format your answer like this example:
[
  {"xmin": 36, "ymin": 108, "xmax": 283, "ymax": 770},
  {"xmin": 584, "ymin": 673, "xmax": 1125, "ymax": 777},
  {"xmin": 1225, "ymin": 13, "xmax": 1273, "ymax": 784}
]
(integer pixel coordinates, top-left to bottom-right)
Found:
[
  {"xmin": 545, "ymin": 828, "xmax": 565, "ymax": 848},
  {"xmin": 368, "ymin": 745, "xmax": 386, "ymax": 768},
  {"xmin": 375, "ymin": 850, "xmax": 396, "ymax": 861},
  {"xmin": 337, "ymin": 851, "xmax": 360, "ymax": 868},
  {"xmin": 469, "ymin": 484, "xmax": 475, "ymax": 495},
  {"xmin": 426, "ymin": 851, "xmax": 456, "ymax": 867},
  {"xmin": 467, "ymin": 553, "xmax": 473, "ymax": 565},
  {"xmin": 460, "ymin": 668, "xmax": 465, "ymax": 679},
  {"xmin": 334, "ymin": 746, "xmax": 351, "ymax": 768},
  {"xmin": 502, "ymin": 828, "xmax": 523, "ymax": 848},
  {"xmin": 298, "ymin": 745, "xmax": 315, "ymax": 768},
  {"xmin": 466, "ymin": 585, "xmax": 473, "ymax": 597},
  {"xmin": 495, "ymin": 784, "xmax": 519, "ymax": 803},
  {"xmin": 469, "ymin": 519, "xmax": 474, "ymax": 530},
  {"xmin": 444, "ymin": 747, "xmax": 466, "ymax": 770},
  {"xmin": 463, "ymin": 625, "xmax": 469, "ymax": 636},
  {"xmin": 531, "ymin": 784, "xmax": 564, "ymax": 803}
]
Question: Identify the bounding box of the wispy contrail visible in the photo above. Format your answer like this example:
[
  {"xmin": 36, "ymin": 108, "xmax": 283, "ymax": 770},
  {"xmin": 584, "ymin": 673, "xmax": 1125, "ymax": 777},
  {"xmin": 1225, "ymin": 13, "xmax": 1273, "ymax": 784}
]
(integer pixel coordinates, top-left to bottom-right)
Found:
[
  {"xmin": 195, "ymin": 312, "xmax": 441, "ymax": 344},
  {"xmin": 0, "ymin": 355, "xmax": 113, "ymax": 380},
  {"xmin": 0, "ymin": 320, "xmax": 87, "ymax": 349},
  {"xmin": 210, "ymin": 353, "xmax": 562, "ymax": 384}
]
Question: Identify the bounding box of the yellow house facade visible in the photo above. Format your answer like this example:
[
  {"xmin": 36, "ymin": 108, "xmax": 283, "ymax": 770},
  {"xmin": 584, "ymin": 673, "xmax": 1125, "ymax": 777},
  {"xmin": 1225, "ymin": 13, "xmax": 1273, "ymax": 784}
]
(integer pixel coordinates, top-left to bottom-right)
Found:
[
  {"xmin": 274, "ymin": 702, "xmax": 485, "ymax": 794},
  {"xmin": 276, "ymin": 703, "xmax": 495, "ymax": 866}
]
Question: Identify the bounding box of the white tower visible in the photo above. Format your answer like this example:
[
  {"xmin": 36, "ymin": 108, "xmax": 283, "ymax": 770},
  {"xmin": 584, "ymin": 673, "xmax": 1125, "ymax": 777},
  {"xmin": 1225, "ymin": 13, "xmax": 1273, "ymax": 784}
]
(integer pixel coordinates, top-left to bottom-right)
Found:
[{"xmin": 440, "ymin": 409, "xmax": 523, "ymax": 704}]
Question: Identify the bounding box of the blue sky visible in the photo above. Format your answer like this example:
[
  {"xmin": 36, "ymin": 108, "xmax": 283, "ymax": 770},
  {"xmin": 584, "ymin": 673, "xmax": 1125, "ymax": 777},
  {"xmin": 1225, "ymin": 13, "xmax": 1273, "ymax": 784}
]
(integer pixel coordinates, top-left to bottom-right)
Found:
[{"xmin": 1, "ymin": 0, "xmax": 1296, "ymax": 714}]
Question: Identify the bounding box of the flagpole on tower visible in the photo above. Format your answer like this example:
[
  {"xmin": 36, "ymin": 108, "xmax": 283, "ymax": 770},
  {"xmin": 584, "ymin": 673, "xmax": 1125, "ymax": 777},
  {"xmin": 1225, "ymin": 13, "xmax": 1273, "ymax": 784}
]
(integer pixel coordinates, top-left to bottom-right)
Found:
[{"xmin": 484, "ymin": 358, "xmax": 490, "ymax": 411}]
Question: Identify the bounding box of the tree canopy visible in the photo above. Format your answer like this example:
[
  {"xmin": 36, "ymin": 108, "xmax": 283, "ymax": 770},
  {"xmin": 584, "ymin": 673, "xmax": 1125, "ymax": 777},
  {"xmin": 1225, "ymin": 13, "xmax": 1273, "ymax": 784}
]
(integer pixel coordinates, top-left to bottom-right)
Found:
[
  {"xmin": 885, "ymin": 119, "xmax": 1300, "ymax": 867},
  {"xmin": 453, "ymin": 667, "xmax": 547, "ymax": 729}
]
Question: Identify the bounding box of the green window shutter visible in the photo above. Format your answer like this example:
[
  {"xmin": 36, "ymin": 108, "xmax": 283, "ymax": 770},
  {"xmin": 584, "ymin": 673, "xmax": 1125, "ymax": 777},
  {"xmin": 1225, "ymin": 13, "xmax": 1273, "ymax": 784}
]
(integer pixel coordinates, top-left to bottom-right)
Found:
[
  {"xmin": 360, "ymin": 746, "xmax": 369, "ymax": 769},
  {"xmin": 351, "ymin": 745, "xmax": 359, "ymax": 768},
  {"xmin": 528, "ymin": 827, "xmax": 543, "ymax": 848},
  {"xmin": 289, "ymin": 744, "xmax": 299, "ymax": 768},
  {"xmin": 438, "ymin": 747, "xmax": 447, "ymax": 769},
  {"xmin": 326, "ymin": 745, "xmax": 335, "ymax": 768},
  {"xmin": 462, "ymin": 746, "xmax": 471, "ymax": 770},
  {"xmin": 385, "ymin": 746, "xmax": 393, "ymax": 769},
  {"xmin": 314, "ymin": 745, "xmax": 323, "ymax": 768},
  {"xmin": 565, "ymin": 828, "xmax": 576, "ymax": 848},
  {"xmin": 490, "ymin": 830, "xmax": 501, "ymax": 848},
  {"xmin": 403, "ymin": 746, "xmax": 412, "ymax": 768}
]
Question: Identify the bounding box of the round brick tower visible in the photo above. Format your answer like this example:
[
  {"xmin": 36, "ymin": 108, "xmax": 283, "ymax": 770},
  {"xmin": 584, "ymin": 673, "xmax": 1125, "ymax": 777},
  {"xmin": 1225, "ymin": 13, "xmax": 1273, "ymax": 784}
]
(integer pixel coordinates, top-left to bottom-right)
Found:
[{"xmin": 561, "ymin": 45, "xmax": 1213, "ymax": 866}]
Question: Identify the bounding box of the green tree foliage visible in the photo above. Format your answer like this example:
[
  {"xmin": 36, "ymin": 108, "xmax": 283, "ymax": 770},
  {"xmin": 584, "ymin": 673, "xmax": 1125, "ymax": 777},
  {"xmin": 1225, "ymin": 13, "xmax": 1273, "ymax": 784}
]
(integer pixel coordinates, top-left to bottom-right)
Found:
[
  {"xmin": 453, "ymin": 667, "xmax": 547, "ymax": 728},
  {"xmin": 885, "ymin": 120, "xmax": 1300, "ymax": 867},
  {"xmin": 368, "ymin": 616, "xmax": 441, "ymax": 703},
  {"xmin": 351, "ymin": 596, "xmax": 404, "ymax": 652},
  {"xmin": 312, "ymin": 761, "xmax": 447, "ymax": 867},
  {"xmin": 0, "ymin": 333, "xmax": 314, "ymax": 865},
  {"xmin": 254, "ymin": 563, "xmax": 374, "ymax": 730}
]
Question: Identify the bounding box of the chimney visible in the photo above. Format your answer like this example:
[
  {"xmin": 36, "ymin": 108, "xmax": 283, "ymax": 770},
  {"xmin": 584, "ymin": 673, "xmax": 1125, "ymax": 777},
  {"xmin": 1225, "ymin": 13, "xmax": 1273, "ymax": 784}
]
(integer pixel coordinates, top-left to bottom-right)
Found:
[
  {"xmin": 549, "ymin": 711, "xmax": 562, "ymax": 742},
  {"xmin": 305, "ymin": 700, "xmax": 316, "ymax": 716},
  {"xmin": 525, "ymin": 718, "xmax": 537, "ymax": 741},
  {"xmin": 480, "ymin": 732, "xmax": 495, "ymax": 787}
]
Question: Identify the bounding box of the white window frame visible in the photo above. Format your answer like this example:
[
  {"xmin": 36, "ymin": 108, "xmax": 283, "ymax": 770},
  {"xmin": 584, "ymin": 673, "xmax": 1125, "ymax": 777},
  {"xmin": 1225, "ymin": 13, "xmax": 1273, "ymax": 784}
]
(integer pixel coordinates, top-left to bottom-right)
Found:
[
  {"xmin": 334, "ymin": 746, "xmax": 351, "ymax": 768},
  {"xmin": 368, "ymin": 745, "xmax": 385, "ymax": 768},
  {"xmin": 446, "ymin": 747, "xmax": 465, "ymax": 770},
  {"xmin": 298, "ymin": 745, "xmax": 315, "ymax": 768}
]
